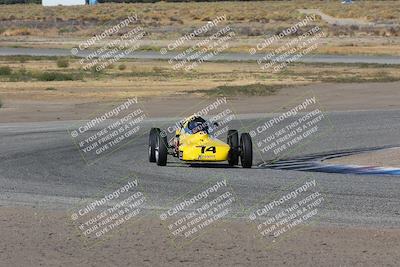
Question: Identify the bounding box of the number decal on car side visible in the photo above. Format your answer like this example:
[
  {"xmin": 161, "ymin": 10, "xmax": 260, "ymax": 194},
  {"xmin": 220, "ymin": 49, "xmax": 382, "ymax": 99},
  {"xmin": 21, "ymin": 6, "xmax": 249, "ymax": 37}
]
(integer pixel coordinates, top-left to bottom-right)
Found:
[{"xmin": 196, "ymin": 146, "xmax": 216, "ymax": 153}]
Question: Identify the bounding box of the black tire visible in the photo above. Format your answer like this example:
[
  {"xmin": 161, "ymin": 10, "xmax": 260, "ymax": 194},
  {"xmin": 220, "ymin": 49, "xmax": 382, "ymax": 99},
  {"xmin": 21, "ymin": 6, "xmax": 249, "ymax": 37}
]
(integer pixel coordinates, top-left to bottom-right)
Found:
[
  {"xmin": 148, "ymin": 128, "xmax": 157, "ymax": 162},
  {"xmin": 227, "ymin": 130, "xmax": 239, "ymax": 166},
  {"xmin": 155, "ymin": 128, "xmax": 168, "ymax": 166},
  {"xmin": 240, "ymin": 133, "xmax": 253, "ymax": 168}
]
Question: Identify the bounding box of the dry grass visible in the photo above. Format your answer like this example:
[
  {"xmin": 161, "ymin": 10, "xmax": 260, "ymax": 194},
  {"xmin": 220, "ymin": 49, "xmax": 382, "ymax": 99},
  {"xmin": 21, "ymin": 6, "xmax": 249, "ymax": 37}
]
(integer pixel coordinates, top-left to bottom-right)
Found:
[
  {"xmin": 1, "ymin": 1, "xmax": 399, "ymax": 23},
  {"xmin": 1, "ymin": 1, "xmax": 399, "ymax": 39},
  {"xmin": 1, "ymin": 1, "xmax": 400, "ymax": 56},
  {"xmin": 0, "ymin": 56, "xmax": 399, "ymax": 101},
  {"xmin": 2, "ymin": 28, "xmax": 33, "ymax": 36},
  {"xmin": 191, "ymin": 83, "xmax": 286, "ymax": 96},
  {"xmin": 311, "ymin": 44, "xmax": 400, "ymax": 56}
]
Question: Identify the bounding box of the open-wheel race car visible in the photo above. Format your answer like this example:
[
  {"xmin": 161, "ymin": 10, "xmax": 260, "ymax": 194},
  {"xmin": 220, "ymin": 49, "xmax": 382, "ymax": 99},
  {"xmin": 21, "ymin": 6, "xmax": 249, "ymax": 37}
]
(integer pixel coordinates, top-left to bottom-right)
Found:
[{"xmin": 148, "ymin": 116, "xmax": 253, "ymax": 168}]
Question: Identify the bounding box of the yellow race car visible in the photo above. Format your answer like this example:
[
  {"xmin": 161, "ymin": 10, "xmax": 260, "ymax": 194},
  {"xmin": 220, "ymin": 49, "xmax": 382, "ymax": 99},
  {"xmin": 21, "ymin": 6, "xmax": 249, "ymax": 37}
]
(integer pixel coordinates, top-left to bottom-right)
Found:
[{"xmin": 148, "ymin": 116, "xmax": 253, "ymax": 168}]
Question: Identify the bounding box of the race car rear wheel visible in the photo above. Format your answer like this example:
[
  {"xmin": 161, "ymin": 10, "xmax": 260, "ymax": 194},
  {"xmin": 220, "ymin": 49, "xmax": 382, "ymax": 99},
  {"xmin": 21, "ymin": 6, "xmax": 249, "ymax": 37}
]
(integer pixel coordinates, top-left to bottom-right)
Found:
[
  {"xmin": 240, "ymin": 133, "xmax": 253, "ymax": 168},
  {"xmin": 148, "ymin": 128, "xmax": 157, "ymax": 162},
  {"xmin": 155, "ymin": 129, "xmax": 168, "ymax": 166},
  {"xmin": 227, "ymin": 130, "xmax": 239, "ymax": 166}
]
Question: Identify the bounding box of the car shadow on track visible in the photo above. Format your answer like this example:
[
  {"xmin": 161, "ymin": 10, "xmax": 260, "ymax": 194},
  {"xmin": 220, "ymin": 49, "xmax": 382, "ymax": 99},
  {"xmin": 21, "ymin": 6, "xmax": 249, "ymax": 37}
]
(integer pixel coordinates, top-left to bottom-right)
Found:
[{"xmin": 154, "ymin": 161, "xmax": 243, "ymax": 168}]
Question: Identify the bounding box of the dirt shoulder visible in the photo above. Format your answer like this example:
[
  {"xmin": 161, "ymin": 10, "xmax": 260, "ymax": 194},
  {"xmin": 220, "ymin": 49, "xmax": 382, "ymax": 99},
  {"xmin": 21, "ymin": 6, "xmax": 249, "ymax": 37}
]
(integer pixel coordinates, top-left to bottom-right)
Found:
[
  {"xmin": 0, "ymin": 206, "xmax": 398, "ymax": 266},
  {"xmin": 326, "ymin": 147, "xmax": 400, "ymax": 168},
  {"xmin": 2, "ymin": 81, "xmax": 400, "ymax": 123}
]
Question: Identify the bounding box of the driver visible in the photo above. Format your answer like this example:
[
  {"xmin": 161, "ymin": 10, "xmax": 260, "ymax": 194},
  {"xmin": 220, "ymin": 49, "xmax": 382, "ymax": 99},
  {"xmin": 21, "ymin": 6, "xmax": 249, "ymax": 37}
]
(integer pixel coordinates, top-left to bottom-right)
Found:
[{"xmin": 186, "ymin": 117, "xmax": 209, "ymax": 134}]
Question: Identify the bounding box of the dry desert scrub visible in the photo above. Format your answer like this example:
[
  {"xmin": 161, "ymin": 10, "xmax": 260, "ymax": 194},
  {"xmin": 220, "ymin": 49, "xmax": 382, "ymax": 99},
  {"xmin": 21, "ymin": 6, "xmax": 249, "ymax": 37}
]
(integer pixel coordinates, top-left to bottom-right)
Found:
[{"xmin": 1, "ymin": 1, "xmax": 400, "ymax": 38}]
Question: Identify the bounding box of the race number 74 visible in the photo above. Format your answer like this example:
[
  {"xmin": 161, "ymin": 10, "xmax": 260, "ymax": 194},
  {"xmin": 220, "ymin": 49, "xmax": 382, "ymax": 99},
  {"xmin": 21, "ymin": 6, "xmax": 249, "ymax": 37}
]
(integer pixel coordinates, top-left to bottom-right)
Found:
[{"xmin": 196, "ymin": 146, "xmax": 216, "ymax": 153}]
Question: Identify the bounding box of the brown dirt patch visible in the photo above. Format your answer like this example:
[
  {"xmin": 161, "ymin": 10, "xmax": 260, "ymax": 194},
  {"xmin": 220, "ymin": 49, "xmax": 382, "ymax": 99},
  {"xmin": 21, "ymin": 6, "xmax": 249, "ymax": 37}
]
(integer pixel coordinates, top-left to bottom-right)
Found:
[{"xmin": 0, "ymin": 206, "xmax": 399, "ymax": 266}]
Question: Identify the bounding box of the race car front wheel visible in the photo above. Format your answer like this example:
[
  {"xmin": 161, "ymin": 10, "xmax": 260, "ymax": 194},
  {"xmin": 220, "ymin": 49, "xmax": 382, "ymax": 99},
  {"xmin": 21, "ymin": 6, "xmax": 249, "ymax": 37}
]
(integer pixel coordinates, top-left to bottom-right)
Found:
[
  {"xmin": 155, "ymin": 129, "xmax": 168, "ymax": 166},
  {"xmin": 148, "ymin": 128, "xmax": 157, "ymax": 162},
  {"xmin": 227, "ymin": 130, "xmax": 239, "ymax": 166},
  {"xmin": 240, "ymin": 133, "xmax": 253, "ymax": 168}
]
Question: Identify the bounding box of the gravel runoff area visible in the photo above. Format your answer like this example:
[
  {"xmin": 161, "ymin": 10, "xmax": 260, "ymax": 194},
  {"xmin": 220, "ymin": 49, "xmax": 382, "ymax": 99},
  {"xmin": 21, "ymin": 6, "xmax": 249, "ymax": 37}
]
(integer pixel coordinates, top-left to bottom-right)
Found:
[{"xmin": 0, "ymin": 206, "xmax": 399, "ymax": 267}]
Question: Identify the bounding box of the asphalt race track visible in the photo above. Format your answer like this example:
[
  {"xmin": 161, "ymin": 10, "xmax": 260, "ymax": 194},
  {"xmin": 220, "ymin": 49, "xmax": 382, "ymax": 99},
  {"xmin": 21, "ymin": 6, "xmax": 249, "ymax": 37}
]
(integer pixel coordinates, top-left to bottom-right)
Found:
[{"xmin": 1, "ymin": 109, "xmax": 399, "ymax": 229}]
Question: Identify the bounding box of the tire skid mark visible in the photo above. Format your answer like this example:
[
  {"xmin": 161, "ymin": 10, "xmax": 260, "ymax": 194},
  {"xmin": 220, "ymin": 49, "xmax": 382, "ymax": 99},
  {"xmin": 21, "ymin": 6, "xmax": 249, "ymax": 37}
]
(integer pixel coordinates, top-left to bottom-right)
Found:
[{"xmin": 258, "ymin": 145, "xmax": 400, "ymax": 175}]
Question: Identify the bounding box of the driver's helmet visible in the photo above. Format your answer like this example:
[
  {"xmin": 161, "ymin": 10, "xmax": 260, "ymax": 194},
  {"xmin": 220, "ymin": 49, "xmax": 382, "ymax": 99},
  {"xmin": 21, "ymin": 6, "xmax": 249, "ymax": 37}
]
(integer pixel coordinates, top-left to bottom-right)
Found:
[{"xmin": 187, "ymin": 117, "xmax": 208, "ymax": 134}]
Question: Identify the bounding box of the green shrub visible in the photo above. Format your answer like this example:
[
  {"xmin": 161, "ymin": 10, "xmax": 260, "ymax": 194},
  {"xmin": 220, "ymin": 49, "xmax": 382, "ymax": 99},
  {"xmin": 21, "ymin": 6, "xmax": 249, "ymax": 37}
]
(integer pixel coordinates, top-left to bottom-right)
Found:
[
  {"xmin": 56, "ymin": 58, "xmax": 69, "ymax": 68},
  {"xmin": 6, "ymin": 68, "xmax": 83, "ymax": 82},
  {"xmin": 36, "ymin": 72, "xmax": 80, "ymax": 81},
  {"xmin": 8, "ymin": 68, "xmax": 33, "ymax": 82},
  {"xmin": 0, "ymin": 66, "xmax": 12, "ymax": 76},
  {"xmin": 89, "ymin": 65, "xmax": 104, "ymax": 78},
  {"xmin": 18, "ymin": 56, "xmax": 28, "ymax": 63},
  {"xmin": 8, "ymin": 68, "xmax": 32, "ymax": 82},
  {"xmin": 118, "ymin": 64, "xmax": 126, "ymax": 71},
  {"xmin": 193, "ymin": 83, "xmax": 286, "ymax": 96}
]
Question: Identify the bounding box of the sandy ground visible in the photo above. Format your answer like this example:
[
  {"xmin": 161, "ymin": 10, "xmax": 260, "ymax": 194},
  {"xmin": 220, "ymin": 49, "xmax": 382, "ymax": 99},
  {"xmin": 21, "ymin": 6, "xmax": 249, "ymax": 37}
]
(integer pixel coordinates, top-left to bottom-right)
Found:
[
  {"xmin": 1, "ymin": 82, "xmax": 400, "ymax": 123},
  {"xmin": 327, "ymin": 148, "xmax": 400, "ymax": 168},
  {"xmin": 0, "ymin": 206, "xmax": 399, "ymax": 267}
]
